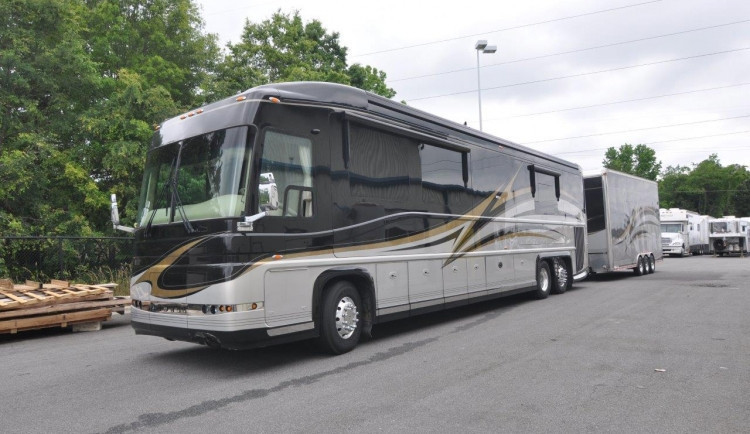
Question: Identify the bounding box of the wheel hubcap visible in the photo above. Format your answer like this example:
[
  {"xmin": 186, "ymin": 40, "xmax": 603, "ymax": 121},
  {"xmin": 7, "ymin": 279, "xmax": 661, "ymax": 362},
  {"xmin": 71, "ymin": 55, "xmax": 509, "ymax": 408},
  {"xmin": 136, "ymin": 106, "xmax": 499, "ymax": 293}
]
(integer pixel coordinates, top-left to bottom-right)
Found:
[
  {"xmin": 335, "ymin": 296, "xmax": 359, "ymax": 339},
  {"xmin": 540, "ymin": 268, "xmax": 550, "ymax": 292},
  {"xmin": 555, "ymin": 260, "xmax": 568, "ymax": 288}
]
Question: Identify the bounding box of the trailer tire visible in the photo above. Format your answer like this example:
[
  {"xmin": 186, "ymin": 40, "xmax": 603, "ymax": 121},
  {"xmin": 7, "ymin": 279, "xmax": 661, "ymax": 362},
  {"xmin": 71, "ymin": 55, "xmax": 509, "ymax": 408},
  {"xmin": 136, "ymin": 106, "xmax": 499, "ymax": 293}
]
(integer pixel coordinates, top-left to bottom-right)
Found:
[
  {"xmin": 316, "ymin": 281, "xmax": 362, "ymax": 355},
  {"xmin": 532, "ymin": 261, "xmax": 551, "ymax": 299},
  {"xmin": 647, "ymin": 255, "xmax": 655, "ymax": 274},
  {"xmin": 633, "ymin": 256, "xmax": 645, "ymax": 276}
]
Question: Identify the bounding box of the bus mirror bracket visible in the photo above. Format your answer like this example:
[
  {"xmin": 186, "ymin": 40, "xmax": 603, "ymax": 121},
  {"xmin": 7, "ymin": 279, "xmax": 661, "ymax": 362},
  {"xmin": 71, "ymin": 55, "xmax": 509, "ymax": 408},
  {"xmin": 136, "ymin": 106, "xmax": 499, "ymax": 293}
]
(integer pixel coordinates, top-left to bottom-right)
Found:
[
  {"xmin": 111, "ymin": 194, "xmax": 135, "ymax": 233},
  {"xmin": 238, "ymin": 211, "xmax": 267, "ymax": 232}
]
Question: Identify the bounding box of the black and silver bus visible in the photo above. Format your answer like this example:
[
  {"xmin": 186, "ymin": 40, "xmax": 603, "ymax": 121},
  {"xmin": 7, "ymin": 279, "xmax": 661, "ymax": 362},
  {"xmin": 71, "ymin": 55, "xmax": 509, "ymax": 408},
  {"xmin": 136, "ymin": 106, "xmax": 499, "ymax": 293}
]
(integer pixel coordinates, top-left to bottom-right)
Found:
[{"xmin": 117, "ymin": 82, "xmax": 588, "ymax": 354}]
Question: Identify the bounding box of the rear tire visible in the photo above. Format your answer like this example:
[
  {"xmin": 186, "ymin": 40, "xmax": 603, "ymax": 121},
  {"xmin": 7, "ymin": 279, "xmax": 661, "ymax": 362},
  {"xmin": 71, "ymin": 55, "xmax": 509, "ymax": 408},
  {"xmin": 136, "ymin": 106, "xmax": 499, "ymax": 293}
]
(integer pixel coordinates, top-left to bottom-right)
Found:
[
  {"xmin": 551, "ymin": 258, "xmax": 570, "ymax": 294},
  {"xmin": 316, "ymin": 281, "xmax": 362, "ymax": 355},
  {"xmin": 532, "ymin": 261, "xmax": 551, "ymax": 299},
  {"xmin": 648, "ymin": 255, "xmax": 655, "ymax": 274}
]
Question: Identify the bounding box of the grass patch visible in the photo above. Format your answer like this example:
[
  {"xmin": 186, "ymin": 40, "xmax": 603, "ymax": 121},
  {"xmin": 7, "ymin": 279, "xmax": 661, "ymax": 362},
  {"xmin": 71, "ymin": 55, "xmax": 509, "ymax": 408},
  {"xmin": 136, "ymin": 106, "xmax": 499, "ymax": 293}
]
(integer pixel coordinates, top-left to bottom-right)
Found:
[{"xmin": 78, "ymin": 265, "xmax": 132, "ymax": 296}]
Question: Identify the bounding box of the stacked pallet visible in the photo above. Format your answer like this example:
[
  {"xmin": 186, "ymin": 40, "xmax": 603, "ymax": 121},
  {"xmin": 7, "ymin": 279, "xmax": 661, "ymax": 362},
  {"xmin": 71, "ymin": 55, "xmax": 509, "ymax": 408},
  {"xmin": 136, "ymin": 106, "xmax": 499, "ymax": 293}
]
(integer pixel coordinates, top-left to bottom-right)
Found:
[{"xmin": 0, "ymin": 279, "xmax": 130, "ymax": 334}]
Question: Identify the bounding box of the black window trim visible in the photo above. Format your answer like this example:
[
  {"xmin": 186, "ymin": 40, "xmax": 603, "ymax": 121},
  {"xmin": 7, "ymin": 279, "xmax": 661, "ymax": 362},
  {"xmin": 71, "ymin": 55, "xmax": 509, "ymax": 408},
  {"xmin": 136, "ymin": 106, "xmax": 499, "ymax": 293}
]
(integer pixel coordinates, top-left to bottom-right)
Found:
[{"xmin": 528, "ymin": 164, "xmax": 561, "ymax": 200}]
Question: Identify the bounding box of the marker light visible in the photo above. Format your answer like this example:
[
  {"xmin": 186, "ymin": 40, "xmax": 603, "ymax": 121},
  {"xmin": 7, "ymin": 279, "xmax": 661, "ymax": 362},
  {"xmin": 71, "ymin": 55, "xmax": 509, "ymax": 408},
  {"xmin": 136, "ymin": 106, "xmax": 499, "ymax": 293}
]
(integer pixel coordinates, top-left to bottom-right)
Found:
[
  {"xmin": 268, "ymin": 97, "xmax": 280, "ymax": 103},
  {"xmin": 272, "ymin": 254, "xmax": 283, "ymax": 260},
  {"xmin": 236, "ymin": 95, "xmax": 247, "ymax": 101}
]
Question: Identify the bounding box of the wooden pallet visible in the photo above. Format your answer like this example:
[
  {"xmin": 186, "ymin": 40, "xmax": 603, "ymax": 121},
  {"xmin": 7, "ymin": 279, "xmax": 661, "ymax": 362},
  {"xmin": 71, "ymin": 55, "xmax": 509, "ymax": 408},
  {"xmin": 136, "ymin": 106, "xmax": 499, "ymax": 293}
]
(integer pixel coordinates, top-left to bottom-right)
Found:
[
  {"xmin": 0, "ymin": 308, "xmax": 112, "ymax": 334},
  {"xmin": 0, "ymin": 279, "xmax": 130, "ymax": 334},
  {"xmin": 0, "ymin": 280, "xmax": 112, "ymax": 311}
]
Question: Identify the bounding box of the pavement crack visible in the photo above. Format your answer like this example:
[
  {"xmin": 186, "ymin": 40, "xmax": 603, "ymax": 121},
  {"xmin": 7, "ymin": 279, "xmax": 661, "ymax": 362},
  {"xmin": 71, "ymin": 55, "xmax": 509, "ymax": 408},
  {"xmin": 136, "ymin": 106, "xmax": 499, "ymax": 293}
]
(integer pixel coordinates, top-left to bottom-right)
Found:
[{"xmin": 102, "ymin": 337, "xmax": 438, "ymax": 434}]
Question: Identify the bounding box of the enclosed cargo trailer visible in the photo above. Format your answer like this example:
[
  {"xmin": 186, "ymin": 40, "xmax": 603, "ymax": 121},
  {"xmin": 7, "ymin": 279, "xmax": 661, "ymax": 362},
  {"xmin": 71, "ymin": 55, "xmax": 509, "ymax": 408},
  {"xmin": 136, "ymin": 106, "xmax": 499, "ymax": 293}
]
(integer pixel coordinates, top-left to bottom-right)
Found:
[{"xmin": 584, "ymin": 169, "xmax": 662, "ymax": 275}]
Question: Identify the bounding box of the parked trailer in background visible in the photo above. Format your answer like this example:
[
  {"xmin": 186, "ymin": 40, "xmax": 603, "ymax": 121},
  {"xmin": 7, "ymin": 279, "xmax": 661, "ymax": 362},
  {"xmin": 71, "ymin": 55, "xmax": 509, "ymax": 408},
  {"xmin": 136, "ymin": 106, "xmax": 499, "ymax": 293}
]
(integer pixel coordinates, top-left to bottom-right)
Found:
[
  {"xmin": 710, "ymin": 216, "xmax": 750, "ymax": 257},
  {"xmin": 584, "ymin": 169, "xmax": 662, "ymax": 275},
  {"xmin": 659, "ymin": 208, "xmax": 711, "ymax": 256}
]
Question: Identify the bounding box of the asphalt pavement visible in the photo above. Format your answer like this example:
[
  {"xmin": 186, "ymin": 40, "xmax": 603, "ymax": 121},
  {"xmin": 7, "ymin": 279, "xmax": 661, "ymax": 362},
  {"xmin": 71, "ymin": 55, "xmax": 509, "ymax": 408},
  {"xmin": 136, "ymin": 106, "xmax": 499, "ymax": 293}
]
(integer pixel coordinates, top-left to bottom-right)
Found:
[{"xmin": 1, "ymin": 255, "xmax": 748, "ymax": 433}]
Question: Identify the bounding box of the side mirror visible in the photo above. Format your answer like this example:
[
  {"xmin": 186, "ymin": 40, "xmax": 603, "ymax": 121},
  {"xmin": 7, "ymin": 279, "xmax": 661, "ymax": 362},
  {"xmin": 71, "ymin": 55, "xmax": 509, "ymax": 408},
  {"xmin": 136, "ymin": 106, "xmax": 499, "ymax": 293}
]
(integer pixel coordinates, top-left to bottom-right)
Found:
[
  {"xmin": 111, "ymin": 194, "xmax": 135, "ymax": 233},
  {"xmin": 258, "ymin": 172, "xmax": 279, "ymax": 211}
]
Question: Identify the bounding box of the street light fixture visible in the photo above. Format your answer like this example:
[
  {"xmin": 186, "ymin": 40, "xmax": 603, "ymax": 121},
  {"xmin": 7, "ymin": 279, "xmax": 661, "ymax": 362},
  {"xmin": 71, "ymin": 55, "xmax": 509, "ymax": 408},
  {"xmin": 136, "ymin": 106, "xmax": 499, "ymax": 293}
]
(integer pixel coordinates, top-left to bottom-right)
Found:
[{"xmin": 475, "ymin": 40, "xmax": 497, "ymax": 131}]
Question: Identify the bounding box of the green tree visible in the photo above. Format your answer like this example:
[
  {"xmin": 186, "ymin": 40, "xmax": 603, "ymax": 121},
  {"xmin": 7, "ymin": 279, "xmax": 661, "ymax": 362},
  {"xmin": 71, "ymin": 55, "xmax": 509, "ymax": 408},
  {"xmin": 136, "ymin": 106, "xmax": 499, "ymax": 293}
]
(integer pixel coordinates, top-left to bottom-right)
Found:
[
  {"xmin": 603, "ymin": 143, "xmax": 662, "ymax": 180},
  {"xmin": 0, "ymin": 0, "xmax": 105, "ymax": 236},
  {"xmin": 657, "ymin": 154, "xmax": 750, "ymax": 216},
  {"xmin": 208, "ymin": 11, "xmax": 396, "ymax": 100},
  {"xmin": 735, "ymin": 178, "xmax": 750, "ymax": 216}
]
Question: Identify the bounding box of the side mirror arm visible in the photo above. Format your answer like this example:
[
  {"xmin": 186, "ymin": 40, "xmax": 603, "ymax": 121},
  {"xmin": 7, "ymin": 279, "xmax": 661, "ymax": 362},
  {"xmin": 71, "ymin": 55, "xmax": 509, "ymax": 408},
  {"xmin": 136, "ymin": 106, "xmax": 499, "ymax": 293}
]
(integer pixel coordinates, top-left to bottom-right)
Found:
[{"xmin": 111, "ymin": 194, "xmax": 135, "ymax": 233}]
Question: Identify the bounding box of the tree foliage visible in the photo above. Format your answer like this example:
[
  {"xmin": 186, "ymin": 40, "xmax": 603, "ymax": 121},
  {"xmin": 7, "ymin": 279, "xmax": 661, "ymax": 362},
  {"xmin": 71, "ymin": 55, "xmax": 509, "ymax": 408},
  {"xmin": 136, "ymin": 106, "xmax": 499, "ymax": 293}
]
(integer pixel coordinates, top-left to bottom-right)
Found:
[
  {"xmin": 206, "ymin": 11, "xmax": 395, "ymax": 100},
  {"xmin": 658, "ymin": 154, "xmax": 750, "ymax": 217},
  {"xmin": 1, "ymin": 3, "xmax": 398, "ymax": 240},
  {"xmin": 603, "ymin": 143, "xmax": 662, "ymax": 181}
]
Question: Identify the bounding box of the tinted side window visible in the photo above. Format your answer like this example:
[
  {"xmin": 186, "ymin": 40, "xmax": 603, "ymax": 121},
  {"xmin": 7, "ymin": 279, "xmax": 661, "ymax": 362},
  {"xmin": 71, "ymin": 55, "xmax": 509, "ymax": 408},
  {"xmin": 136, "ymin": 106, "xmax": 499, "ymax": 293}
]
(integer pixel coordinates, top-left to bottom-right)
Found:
[
  {"xmin": 419, "ymin": 143, "xmax": 472, "ymax": 214},
  {"xmin": 348, "ymin": 124, "xmax": 419, "ymax": 203},
  {"xmin": 534, "ymin": 172, "xmax": 558, "ymax": 215}
]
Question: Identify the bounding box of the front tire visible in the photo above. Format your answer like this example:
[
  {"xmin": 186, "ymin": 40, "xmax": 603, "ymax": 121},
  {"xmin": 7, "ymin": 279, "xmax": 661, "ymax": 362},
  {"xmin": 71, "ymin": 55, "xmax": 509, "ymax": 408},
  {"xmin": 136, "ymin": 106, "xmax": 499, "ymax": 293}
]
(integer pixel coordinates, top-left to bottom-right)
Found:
[
  {"xmin": 532, "ymin": 261, "xmax": 551, "ymax": 299},
  {"xmin": 317, "ymin": 281, "xmax": 362, "ymax": 355}
]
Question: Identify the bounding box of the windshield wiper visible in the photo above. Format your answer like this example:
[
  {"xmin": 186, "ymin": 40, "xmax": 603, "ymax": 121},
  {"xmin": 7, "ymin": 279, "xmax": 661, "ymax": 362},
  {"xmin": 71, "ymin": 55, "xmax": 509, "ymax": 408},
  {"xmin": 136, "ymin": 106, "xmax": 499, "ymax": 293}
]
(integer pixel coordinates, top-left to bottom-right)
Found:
[{"xmin": 171, "ymin": 143, "xmax": 196, "ymax": 234}]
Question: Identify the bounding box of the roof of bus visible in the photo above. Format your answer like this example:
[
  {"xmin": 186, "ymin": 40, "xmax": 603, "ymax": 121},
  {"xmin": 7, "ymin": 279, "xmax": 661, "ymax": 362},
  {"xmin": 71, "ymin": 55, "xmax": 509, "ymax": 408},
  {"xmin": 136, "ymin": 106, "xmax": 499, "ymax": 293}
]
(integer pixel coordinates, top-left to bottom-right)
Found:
[{"xmin": 164, "ymin": 81, "xmax": 580, "ymax": 171}]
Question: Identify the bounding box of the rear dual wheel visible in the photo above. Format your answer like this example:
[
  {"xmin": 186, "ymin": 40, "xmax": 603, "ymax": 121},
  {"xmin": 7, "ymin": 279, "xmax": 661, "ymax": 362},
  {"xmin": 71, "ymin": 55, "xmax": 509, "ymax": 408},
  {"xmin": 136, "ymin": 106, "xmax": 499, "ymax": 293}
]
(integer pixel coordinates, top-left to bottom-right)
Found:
[
  {"xmin": 532, "ymin": 261, "xmax": 551, "ymax": 299},
  {"xmin": 551, "ymin": 258, "xmax": 571, "ymax": 294}
]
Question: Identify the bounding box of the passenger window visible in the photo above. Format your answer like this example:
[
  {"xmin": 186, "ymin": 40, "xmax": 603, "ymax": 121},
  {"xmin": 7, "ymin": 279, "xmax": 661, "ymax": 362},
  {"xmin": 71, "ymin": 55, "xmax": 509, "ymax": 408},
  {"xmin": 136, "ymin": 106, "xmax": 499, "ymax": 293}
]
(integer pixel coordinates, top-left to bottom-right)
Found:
[
  {"xmin": 259, "ymin": 130, "xmax": 314, "ymax": 217},
  {"xmin": 348, "ymin": 124, "xmax": 419, "ymax": 202},
  {"xmin": 420, "ymin": 144, "xmax": 465, "ymax": 200},
  {"xmin": 529, "ymin": 165, "xmax": 560, "ymax": 215}
]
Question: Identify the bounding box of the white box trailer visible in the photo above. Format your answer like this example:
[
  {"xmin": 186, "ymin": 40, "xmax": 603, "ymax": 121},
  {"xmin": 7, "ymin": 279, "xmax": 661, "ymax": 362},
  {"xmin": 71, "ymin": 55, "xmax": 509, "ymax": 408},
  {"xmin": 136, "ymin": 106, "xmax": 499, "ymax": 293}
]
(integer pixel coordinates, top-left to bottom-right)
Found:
[
  {"xmin": 710, "ymin": 216, "xmax": 750, "ymax": 256},
  {"xmin": 659, "ymin": 208, "xmax": 711, "ymax": 256},
  {"xmin": 584, "ymin": 169, "xmax": 663, "ymax": 275}
]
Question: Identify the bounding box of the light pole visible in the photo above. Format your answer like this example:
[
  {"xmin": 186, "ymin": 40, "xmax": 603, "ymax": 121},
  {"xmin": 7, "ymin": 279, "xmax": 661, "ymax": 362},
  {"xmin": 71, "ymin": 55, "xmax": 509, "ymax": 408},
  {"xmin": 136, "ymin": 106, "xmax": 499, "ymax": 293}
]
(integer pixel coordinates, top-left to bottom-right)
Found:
[{"xmin": 474, "ymin": 40, "xmax": 496, "ymax": 131}]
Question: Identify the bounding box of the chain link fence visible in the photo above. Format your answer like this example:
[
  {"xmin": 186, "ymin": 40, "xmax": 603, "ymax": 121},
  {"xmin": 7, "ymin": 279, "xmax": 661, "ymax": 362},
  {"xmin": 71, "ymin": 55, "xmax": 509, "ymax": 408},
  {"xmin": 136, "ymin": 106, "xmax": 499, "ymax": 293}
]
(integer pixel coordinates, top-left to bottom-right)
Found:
[{"xmin": 0, "ymin": 237, "xmax": 133, "ymax": 292}]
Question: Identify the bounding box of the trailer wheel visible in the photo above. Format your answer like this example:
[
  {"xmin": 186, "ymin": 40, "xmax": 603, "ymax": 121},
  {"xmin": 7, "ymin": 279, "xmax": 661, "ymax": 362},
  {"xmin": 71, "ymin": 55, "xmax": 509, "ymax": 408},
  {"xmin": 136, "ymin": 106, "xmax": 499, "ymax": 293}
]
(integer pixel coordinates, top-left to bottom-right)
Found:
[
  {"xmin": 633, "ymin": 256, "xmax": 645, "ymax": 276},
  {"xmin": 316, "ymin": 281, "xmax": 362, "ymax": 355},
  {"xmin": 551, "ymin": 258, "xmax": 570, "ymax": 294},
  {"xmin": 646, "ymin": 255, "xmax": 654, "ymax": 274},
  {"xmin": 532, "ymin": 261, "xmax": 551, "ymax": 299}
]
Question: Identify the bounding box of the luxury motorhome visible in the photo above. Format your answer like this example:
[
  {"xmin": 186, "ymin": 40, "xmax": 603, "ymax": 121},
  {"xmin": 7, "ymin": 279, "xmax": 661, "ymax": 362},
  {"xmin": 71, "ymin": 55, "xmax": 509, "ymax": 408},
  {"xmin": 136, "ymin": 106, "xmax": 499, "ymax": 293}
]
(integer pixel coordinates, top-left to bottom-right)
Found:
[{"xmin": 112, "ymin": 82, "xmax": 588, "ymax": 353}]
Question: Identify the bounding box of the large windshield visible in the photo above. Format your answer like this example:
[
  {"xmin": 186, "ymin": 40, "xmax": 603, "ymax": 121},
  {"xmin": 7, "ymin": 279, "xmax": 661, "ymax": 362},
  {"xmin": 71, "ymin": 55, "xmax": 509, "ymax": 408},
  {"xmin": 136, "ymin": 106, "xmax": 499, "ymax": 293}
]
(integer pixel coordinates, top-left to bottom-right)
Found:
[
  {"xmin": 137, "ymin": 127, "xmax": 251, "ymax": 227},
  {"xmin": 660, "ymin": 223, "xmax": 683, "ymax": 233}
]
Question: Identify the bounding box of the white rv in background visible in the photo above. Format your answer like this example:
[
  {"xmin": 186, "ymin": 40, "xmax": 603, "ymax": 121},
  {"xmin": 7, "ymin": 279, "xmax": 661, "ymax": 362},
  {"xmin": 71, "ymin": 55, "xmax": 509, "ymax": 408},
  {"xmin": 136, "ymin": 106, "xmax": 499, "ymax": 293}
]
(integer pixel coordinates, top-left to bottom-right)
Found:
[
  {"xmin": 659, "ymin": 208, "xmax": 710, "ymax": 256},
  {"xmin": 709, "ymin": 216, "xmax": 750, "ymax": 257}
]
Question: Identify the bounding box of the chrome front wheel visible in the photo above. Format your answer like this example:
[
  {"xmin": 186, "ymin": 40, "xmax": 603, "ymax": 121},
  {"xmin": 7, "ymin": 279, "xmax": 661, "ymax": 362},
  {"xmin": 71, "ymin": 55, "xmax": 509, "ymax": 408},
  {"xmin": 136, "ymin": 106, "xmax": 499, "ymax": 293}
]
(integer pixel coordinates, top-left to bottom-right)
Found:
[
  {"xmin": 335, "ymin": 296, "xmax": 359, "ymax": 340},
  {"xmin": 317, "ymin": 281, "xmax": 362, "ymax": 354}
]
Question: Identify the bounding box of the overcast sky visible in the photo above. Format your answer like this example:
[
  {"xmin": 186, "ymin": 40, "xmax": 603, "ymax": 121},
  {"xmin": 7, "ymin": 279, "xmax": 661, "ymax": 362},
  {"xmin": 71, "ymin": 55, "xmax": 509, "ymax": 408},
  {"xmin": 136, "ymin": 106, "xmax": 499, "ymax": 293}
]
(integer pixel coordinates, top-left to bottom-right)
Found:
[{"xmin": 196, "ymin": 0, "xmax": 749, "ymax": 173}]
